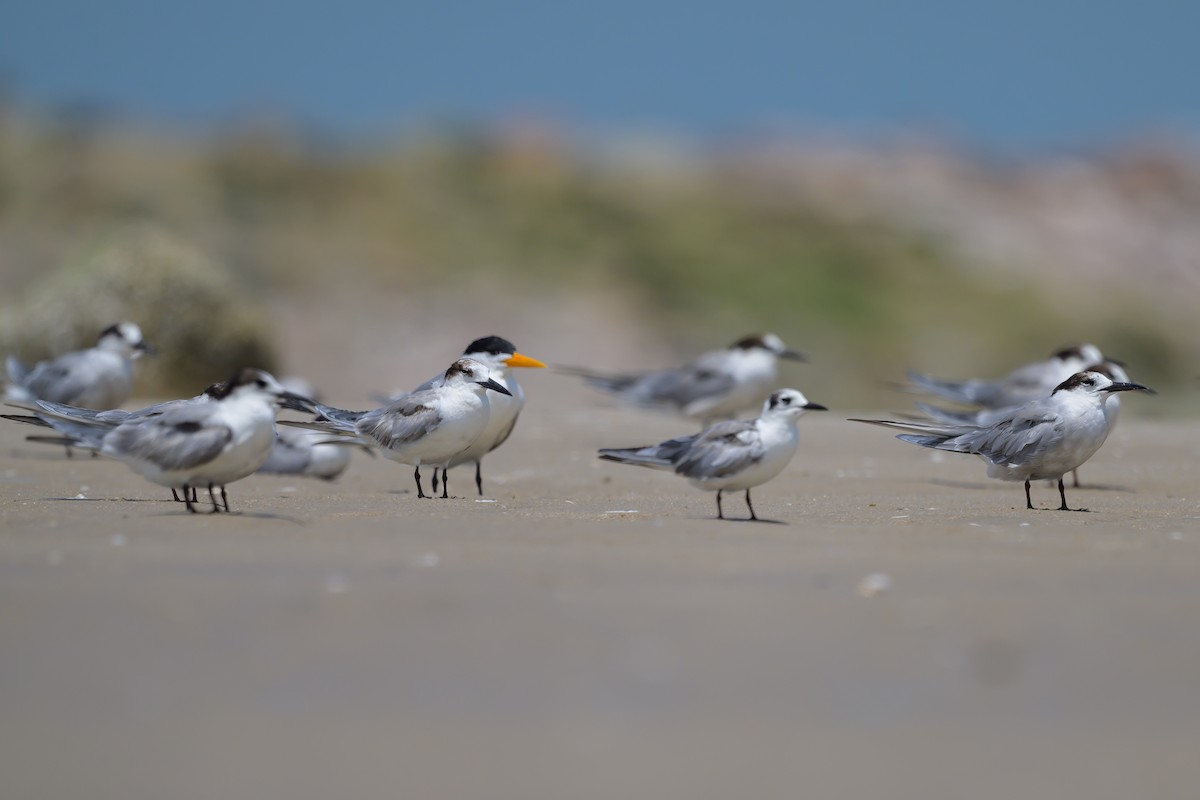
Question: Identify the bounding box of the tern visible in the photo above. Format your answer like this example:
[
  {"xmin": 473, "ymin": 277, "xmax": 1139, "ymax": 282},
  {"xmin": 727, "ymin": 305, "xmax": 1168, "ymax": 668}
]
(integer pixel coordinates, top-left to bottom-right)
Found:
[
  {"xmin": 4, "ymin": 322, "xmax": 154, "ymax": 410},
  {"xmin": 280, "ymin": 358, "xmax": 512, "ymax": 499},
  {"xmin": 10, "ymin": 369, "xmax": 305, "ymax": 512},
  {"xmin": 3, "ymin": 384, "xmax": 221, "ymax": 502},
  {"xmin": 905, "ymin": 344, "xmax": 1106, "ymax": 409},
  {"xmin": 912, "ymin": 360, "xmax": 1133, "ymax": 488},
  {"xmin": 852, "ymin": 370, "xmax": 1154, "ymax": 511},
  {"xmin": 598, "ymin": 388, "xmax": 827, "ymax": 521},
  {"xmin": 563, "ymin": 333, "xmax": 805, "ymax": 424},
  {"xmin": 397, "ymin": 336, "xmax": 545, "ymax": 497}
]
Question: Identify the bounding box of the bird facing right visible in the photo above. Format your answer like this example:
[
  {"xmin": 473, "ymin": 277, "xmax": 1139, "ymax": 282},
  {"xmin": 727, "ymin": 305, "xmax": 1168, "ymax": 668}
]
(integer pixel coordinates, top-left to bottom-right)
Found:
[
  {"xmin": 280, "ymin": 357, "xmax": 512, "ymax": 499},
  {"xmin": 404, "ymin": 336, "xmax": 546, "ymax": 497},
  {"xmin": 4, "ymin": 322, "xmax": 154, "ymax": 410},
  {"xmin": 852, "ymin": 369, "xmax": 1155, "ymax": 511},
  {"xmin": 565, "ymin": 332, "xmax": 805, "ymax": 424},
  {"xmin": 904, "ymin": 343, "xmax": 1106, "ymax": 409},
  {"xmin": 10, "ymin": 368, "xmax": 305, "ymax": 512},
  {"xmin": 599, "ymin": 388, "xmax": 827, "ymax": 521}
]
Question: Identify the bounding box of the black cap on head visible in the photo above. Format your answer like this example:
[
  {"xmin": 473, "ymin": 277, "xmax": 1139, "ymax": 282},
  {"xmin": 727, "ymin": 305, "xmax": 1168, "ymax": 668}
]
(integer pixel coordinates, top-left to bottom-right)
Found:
[
  {"xmin": 464, "ymin": 336, "xmax": 517, "ymax": 356},
  {"xmin": 731, "ymin": 334, "xmax": 768, "ymax": 350},
  {"xmin": 1051, "ymin": 371, "xmax": 1097, "ymax": 394}
]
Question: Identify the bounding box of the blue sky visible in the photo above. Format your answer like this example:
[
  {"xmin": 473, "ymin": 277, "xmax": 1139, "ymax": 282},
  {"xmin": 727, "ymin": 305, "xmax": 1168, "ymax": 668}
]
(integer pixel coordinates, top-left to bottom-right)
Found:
[{"xmin": 4, "ymin": 1, "xmax": 1198, "ymax": 150}]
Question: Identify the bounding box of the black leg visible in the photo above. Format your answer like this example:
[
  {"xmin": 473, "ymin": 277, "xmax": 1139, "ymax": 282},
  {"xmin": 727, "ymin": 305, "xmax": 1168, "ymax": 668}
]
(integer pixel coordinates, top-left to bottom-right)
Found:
[
  {"xmin": 744, "ymin": 488, "xmax": 758, "ymax": 521},
  {"xmin": 184, "ymin": 485, "xmax": 198, "ymax": 513},
  {"xmin": 414, "ymin": 466, "xmax": 427, "ymax": 498},
  {"xmin": 191, "ymin": 486, "xmax": 198, "ymax": 504},
  {"xmin": 219, "ymin": 485, "xmax": 229, "ymax": 512},
  {"xmin": 172, "ymin": 488, "xmax": 181, "ymax": 502},
  {"xmin": 475, "ymin": 461, "xmax": 484, "ymax": 496},
  {"xmin": 1024, "ymin": 479, "xmax": 1033, "ymax": 510},
  {"xmin": 431, "ymin": 468, "xmax": 440, "ymax": 495},
  {"xmin": 1058, "ymin": 478, "xmax": 1069, "ymax": 511},
  {"xmin": 441, "ymin": 469, "xmax": 450, "ymax": 499},
  {"xmin": 716, "ymin": 489, "xmax": 724, "ymax": 520},
  {"xmin": 207, "ymin": 483, "xmax": 221, "ymax": 513}
]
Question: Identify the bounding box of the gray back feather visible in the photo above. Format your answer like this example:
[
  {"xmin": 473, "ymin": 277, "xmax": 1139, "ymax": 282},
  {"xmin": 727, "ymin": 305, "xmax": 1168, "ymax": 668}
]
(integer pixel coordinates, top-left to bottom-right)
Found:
[
  {"xmin": 356, "ymin": 396, "xmax": 443, "ymax": 448},
  {"xmin": 674, "ymin": 419, "xmax": 763, "ymax": 479},
  {"xmin": 108, "ymin": 409, "xmax": 233, "ymax": 471},
  {"xmin": 904, "ymin": 405, "xmax": 1064, "ymax": 468}
]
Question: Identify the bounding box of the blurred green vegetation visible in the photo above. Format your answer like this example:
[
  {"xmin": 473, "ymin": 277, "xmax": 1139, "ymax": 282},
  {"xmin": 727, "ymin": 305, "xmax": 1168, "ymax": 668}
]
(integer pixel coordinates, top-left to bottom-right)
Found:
[
  {"xmin": 0, "ymin": 108, "xmax": 1192, "ymax": 408},
  {"xmin": 0, "ymin": 224, "xmax": 279, "ymax": 394}
]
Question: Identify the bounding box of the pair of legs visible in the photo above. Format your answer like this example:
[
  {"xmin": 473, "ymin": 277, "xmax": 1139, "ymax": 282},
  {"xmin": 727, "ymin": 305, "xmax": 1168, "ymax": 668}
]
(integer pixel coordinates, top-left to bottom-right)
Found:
[
  {"xmin": 1024, "ymin": 477, "xmax": 1085, "ymax": 512},
  {"xmin": 414, "ymin": 462, "xmax": 485, "ymax": 499},
  {"xmin": 715, "ymin": 488, "xmax": 761, "ymax": 521},
  {"xmin": 173, "ymin": 483, "xmax": 230, "ymax": 513}
]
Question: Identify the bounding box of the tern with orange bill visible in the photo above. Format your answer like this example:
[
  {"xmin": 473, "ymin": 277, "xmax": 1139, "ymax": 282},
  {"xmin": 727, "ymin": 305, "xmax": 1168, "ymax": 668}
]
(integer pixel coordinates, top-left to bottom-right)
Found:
[{"xmin": 401, "ymin": 337, "xmax": 546, "ymax": 496}]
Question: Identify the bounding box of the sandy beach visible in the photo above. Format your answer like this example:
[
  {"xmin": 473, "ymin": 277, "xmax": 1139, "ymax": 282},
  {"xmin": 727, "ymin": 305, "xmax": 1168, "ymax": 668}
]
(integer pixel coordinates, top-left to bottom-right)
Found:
[{"xmin": 2, "ymin": 372, "xmax": 1199, "ymax": 799}]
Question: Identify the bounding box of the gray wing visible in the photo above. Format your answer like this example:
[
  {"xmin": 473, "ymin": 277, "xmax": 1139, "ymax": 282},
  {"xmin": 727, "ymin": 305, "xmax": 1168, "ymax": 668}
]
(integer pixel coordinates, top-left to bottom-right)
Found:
[
  {"xmin": 916, "ymin": 402, "xmax": 1018, "ymax": 428},
  {"xmin": 629, "ymin": 360, "xmax": 736, "ymax": 409},
  {"xmin": 32, "ymin": 399, "xmax": 131, "ymax": 427},
  {"xmin": 947, "ymin": 406, "xmax": 1065, "ymax": 467},
  {"xmin": 106, "ymin": 408, "xmax": 233, "ymax": 471},
  {"xmin": 673, "ymin": 419, "xmax": 763, "ymax": 479},
  {"xmin": 277, "ymin": 401, "xmax": 367, "ymax": 437},
  {"xmin": 905, "ymin": 370, "xmax": 1000, "ymax": 406},
  {"xmin": 599, "ymin": 431, "xmax": 703, "ymax": 469},
  {"xmin": 258, "ymin": 429, "xmax": 311, "ymax": 474},
  {"xmin": 356, "ymin": 395, "xmax": 443, "ymax": 448},
  {"xmin": 571, "ymin": 355, "xmax": 735, "ymax": 410},
  {"xmin": 21, "ymin": 351, "xmax": 104, "ymax": 404}
]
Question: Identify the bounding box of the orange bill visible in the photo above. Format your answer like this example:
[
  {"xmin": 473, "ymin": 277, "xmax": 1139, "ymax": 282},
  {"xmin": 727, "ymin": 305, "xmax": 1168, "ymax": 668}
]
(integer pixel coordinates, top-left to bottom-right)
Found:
[{"xmin": 505, "ymin": 352, "xmax": 547, "ymax": 368}]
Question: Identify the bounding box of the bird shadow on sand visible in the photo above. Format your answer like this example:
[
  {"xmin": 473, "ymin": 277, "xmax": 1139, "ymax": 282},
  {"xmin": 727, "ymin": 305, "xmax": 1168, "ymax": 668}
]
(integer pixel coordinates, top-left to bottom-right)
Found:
[
  {"xmin": 928, "ymin": 478, "xmax": 1134, "ymax": 494},
  {"xmin": 42, "ymin": 496, "xmax": 307, "ymax": 524},
  {"xmin": 699, "ymin": 515, "xmax": 789, "ymax": 525},
  {"xmin": 1067, "ymin": 483, "xmax": 1135, "ymax": 493},
  {"xmin": 44, "ymin": 496, "xmax": 158, "ymax": 503},
  {"xmin": 10, "ymin": 450, "xmax": 98, "ymax": 462},
  {"xmin": 152, "ymin": 507, "xmax": 308, "ymax": 524},
  {"xmin": 928, "ymin": 478, "xmax": 1007, "ymax": 492}
]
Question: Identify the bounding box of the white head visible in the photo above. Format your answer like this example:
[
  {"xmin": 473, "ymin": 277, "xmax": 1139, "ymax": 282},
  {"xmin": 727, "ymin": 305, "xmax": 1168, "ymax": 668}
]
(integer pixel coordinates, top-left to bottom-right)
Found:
[
  {"xmin": 96, "ymin": 322, "xmax": 153, "ymax": 359},
  {"xmin": 461, "ymin": 335, "xmax": 547, "ymax": 373},
  {"xmin": 731, "ymin": 333, "xmax": 806, "ymax": 362},
  {"xmin": 443, "ymin": 358, "xmax": 514, "ymax": 397},
  {"xmin": 760, "ymin": 388, "xmax": 827, "ymax": 420},
  {"xmin": 1051, "ymin": 370, "xmax": 1154, "ymax": 403}
]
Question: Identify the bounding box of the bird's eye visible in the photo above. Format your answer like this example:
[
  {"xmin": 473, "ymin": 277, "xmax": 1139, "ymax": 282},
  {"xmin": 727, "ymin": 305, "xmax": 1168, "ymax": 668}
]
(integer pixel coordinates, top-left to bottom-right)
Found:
[
  {"xmin": 780, "ymin": 396, "xmax": 792, "ymax": 404},
  {"xmin": 1082, "ymin": 378, "xmax": 1094, "ymax": 386}
]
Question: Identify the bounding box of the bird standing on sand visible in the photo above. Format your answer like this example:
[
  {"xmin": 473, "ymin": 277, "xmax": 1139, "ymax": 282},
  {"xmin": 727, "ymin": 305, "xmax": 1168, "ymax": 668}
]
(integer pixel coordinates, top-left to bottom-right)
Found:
[
  {"xmin": 852, "ymin": 370, "xmax": 1154, "ymax": 511},
  {"xmin": 11, "ymin": 369, "xmax": 306, "ymax": 513},
  {"xmin": 281, "ymin": 358, "xmax": 512, "ymax": 499},
  {"xmin": 398, "ymin": 336, "xmax": 546, "ymax": 496},
  {"xmin": 599, "ymin": 388, "xmax": 827, "ymax": 521}
]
